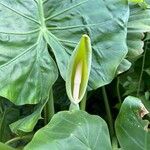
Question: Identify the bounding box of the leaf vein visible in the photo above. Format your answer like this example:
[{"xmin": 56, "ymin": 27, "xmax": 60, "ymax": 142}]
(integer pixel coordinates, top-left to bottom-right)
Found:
[
  {"xmin": 0, "ymin": 28, "xmax": 40, "ymax": 35},
  {"xmin": 45, "ymin": 0, "xmax": 88, "ymax": 21},
  {"xmin": 120, "ymin": 125, "xmax": 145, "ymax": 150},
  {"xmin": 0, "ymin": 2, "xmax": 40, "ymax": 25}
]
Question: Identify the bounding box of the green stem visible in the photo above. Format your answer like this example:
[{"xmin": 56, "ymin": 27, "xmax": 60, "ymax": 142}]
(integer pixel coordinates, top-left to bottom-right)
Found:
[
  {"xmin": 0, "ymin": 110, "xmax": 7, "ymax": 141},
  {"xmin": 102, "ymin": 86, "xmax": 114, "ymax": 137},
  {"xmin": 116, "ymin": 77, "xmax": 121, "ymax": 104},
  {"xmin": 137, "ymin": 41, "xmax": 148, "ymax": 96},
  {"xmin": 80, "ymin": 92, "xmax": 87, "ymax": 111},
  {"xmin": 38, "ymin": 0, "xmax": 46, "ymax": 28},
  {"xmin": 0, "ymin": 100, "xmax": 3, "ymax": 113},
  {"xmin": 44, "ymin": 89, "xmax": 55, "ymax": 124},
  {"xmin": 5, "ymin": 134, "xmax": 33, "ymax": 145},
  {"xmin": 112, "ymin": 137, "xmax": 118, "ymax": 149},
  {"xmin": 69, "ymin": 103, "xmax": 79, "ymax": 111}
]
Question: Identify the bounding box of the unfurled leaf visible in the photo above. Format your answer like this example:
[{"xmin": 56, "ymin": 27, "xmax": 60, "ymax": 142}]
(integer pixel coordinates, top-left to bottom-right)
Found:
[
  {"xmin": 66, "ymin": 35, "xmax": 92, "ymax": 105},
  {"xmin": 25, "ymin": 110, "xmax": 112, "ymax": 150},
  {"xmin": 115, "ymin": 96, "xmax": 150, "ymax": 150},
  {"xmin": 10, "ymin": 99, "xmax": 47, "ymax": 135}
]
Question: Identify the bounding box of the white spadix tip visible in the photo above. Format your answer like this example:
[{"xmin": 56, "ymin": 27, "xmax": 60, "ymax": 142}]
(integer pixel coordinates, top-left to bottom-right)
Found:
[{"xmin": 73, "ymin": 61, "xmax": 83, "ymax": 103}]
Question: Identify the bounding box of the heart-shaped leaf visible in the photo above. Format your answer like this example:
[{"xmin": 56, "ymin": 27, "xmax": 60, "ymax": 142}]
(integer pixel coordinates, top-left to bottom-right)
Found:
[
  {"xmin": 25, "ymin": 110, "xmax": 112, "ymax": 150},
  {"xmin": 0, "ymin": 0, "xmax": 129, "ymax": 105}
]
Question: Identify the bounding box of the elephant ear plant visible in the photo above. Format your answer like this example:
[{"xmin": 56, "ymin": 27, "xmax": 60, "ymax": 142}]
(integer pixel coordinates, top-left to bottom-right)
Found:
[{"xmin": 0, "ymin": 0, "xmax": 150, "ymax": 149}]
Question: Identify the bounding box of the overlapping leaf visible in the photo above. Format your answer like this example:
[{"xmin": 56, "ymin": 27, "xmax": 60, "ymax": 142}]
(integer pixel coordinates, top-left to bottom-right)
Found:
[
  {"xmin": 0, "ymin": 105, "xmax": 19, "ymax": 142},
  {"xmin": 115, "ymin": 96, "xmax": 150, "ymax": 150},
  {"xmin": 0, "ymin": 0, "xmax": 129, "ymax": 105},
  {"xmin": 45, "ymin": 0, "xmax": 129, "ymax": 89},
  {"xmin": 0, "ymin": 0, "xmax": 58, "ymax": 105},
  {"xmin": 10, "ymin": 99, "xmax": 47, "ymax": 135},
  {"xmin": 25, "ymin": 110, "xmax": 112, "ymax": 150},
  {"xmin": 116, "ymin": 59, "xmax": 131, "ymax": 75},
  {"xmin": 127, "ymin": 2, "xmax": 150, "ymax": 59}
]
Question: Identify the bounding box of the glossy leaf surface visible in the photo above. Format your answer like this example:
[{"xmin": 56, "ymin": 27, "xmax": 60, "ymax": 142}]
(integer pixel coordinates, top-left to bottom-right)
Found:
[
  {"xmin": 0, "ymin": 0, "xmax": 129, "ymax": 105},
  {"xmin": 115, "ymin": 96, "xmax": 150, "ymax": 150},
  {"xmin": 127, "ymin": 3, "xmax": 150, "ymax": 59},
  {"xmin": 25, "ymin": 110, "xmax": 112, "ymax": 150}
]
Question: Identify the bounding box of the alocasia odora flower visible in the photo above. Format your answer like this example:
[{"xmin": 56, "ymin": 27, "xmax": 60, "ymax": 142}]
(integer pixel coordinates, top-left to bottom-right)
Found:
[{"xmin": 66, "ymin": 34, "xmax": 92, "ymax": 108}]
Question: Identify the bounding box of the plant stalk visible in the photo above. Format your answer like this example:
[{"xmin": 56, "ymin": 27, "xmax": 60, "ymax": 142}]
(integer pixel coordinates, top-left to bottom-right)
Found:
[
  {"xmin": 116, "ymin": 77, "xmax": 121, "ymax": 104},
  {"xmin": 0, "ymin": 100, "xmax": 3, "ymax": 113},
  {"xmin": 44, "ymin": 88, "xmax": 55, "ymax": 124},
  {"xmin": 112, "ymin": 137, "xmax": 118, "ymax": 150},
  {"xmin": 102, "ymin": 86, "xmax": 114, "ymax": 137},
  {"xmin": 137, "ymin": 41, "xmax": 148, "ymax": 96},
  {"xmin": 5, "ymin": 134, "xmax": 33, "ymax": 145},
  {"xmin": 80, "ymin": 92, "xmax": 87, "ymax": 111},
  {"xmin": 69, "ymin": 103, "xmax": 79, "ymax": 111}
]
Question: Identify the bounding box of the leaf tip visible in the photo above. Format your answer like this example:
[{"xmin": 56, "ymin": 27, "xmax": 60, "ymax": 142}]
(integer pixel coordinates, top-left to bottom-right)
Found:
[
  {"xmin": 139, "ymin": 104, "xmax": 149, "ymax": 118},
  {"xmin": 81, "ymin": 34, "xmax": 91, "ymax": 47}
]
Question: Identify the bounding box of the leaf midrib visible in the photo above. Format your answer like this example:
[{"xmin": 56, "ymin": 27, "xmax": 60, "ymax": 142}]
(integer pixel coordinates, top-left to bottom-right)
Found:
[
  {"xmin": 120, "ymin": 125, "xmax": 145, "ymax": 150},
  {"xmin": 37, "ymin": 0, "xmax": 46, "ymax": 28}
]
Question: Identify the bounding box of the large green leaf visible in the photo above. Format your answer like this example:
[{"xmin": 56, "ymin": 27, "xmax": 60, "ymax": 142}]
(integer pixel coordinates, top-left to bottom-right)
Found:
[
  {"xmin": 0, "ymin": 0, "xmax": 58, "ymax": 105},
  {"xmin": 25, "ymin": 110, "xmax": 111, "ymax": 150},
  {"xmin": 127, "ymin": 2, "xmax": 150, "ymax": 59},
  {"xmin": 0, "ymin": 33, "xmax": 58, "ymax": 105},
  {"xmin": 46, "ymin": 0, "xmax": 129, "ymax": 90},
  {"xmin": 115, "ymin": 96, "xmax": 150, "ymax": 150},
  {"xmin": 0, "ymin": 0, "xmax": 129, "ymax": 105}
]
